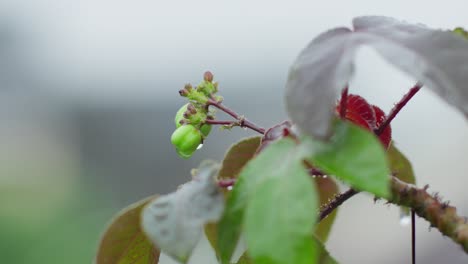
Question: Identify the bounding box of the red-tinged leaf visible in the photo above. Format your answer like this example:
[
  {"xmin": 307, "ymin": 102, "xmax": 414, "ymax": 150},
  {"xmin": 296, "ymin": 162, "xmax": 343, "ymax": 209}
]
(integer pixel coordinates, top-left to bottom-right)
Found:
[
  {"xmin": 218, "ymin": 136, "xmax": 262, "ymax": 180},
  {"xmin": 336, "ymin": 94, "xmax": 376, "ymax": 128},
  {"xmin": 373, "ymin": 105, "xmax": 392, "ymax": 148},
  {"xmin": 96, "ymin": 196, "xmax": 160, "ymax": 264}
]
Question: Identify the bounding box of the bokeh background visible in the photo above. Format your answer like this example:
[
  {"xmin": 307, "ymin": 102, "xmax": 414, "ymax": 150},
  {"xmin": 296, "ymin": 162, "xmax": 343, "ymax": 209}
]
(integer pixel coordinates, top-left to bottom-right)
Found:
[{"xmin": 0, "ymin": 0, "xmax": 467, "ymax": 263}]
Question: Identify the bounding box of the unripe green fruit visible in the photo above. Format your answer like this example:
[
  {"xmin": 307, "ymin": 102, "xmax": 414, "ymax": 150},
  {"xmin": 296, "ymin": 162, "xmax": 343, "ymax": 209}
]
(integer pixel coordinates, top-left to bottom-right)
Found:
[
  {"xmin": 200, "ymin": 124, "xmax": 212, "ymax": 137},
  {"xmin": 171, "ymin": 125, "xmax": 202, "ymax": 158},
  {"xmin": 175, "ymin": 103, "xmax": 189, "ymax": 128}
]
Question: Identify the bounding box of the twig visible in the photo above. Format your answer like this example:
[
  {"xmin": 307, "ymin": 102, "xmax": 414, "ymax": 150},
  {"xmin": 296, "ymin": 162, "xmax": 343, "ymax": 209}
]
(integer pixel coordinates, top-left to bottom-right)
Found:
[
  {"xmin": 207, "ymin": 99, "xmax": 265, "ymax": 134},
  {"xmin": 319, "ymin": 188, "xmax": 358, "ymax": 221},
  {"xmin": 375, "ymin": 82, "xmax": 422, "ymax": 135}
]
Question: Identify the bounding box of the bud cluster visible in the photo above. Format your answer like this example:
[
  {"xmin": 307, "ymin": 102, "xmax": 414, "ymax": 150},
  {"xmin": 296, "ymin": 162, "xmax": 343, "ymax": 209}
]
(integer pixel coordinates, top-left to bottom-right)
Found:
[{"xmin": 171, "ymin": 71, "xmax": 220, "ymax": 158}]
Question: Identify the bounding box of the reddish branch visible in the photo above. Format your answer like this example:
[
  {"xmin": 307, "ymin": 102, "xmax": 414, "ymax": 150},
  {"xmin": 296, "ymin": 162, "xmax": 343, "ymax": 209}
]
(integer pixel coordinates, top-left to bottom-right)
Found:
[
  {"xmin": 206, "ymin": 99, "xmax": 266, "ymax": 134},
  {"xmin": 319, "ymin": 188, "xmax": 358, "ymax": 221},
  {"xmin": 374, "ymin": 83, "xmax": 422, "ymax": 135}
]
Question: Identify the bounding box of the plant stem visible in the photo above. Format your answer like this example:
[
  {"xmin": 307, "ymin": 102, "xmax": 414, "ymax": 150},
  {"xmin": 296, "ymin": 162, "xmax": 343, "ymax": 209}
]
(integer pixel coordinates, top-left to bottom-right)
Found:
[
  {"xmin": 319, "ymin": 82, "xmax": 423, "ymax": 221},
  {"xmin": 319, "ymin": 188, "xmax": 358, "ymax": 221},
  {"xmin": 205, "ymin": 120, "xmax": 237, "ymax": 126},
  {"xmin": 389, "ymin": 177, "xmax": 468, "ymax": 253},
  {"xmin": 207, "ymin": 99, "xmax": 265, "ymax": 134},
  {"xmin": 375, "ymin": 82, "xmax": 422, "ymax": 135}
]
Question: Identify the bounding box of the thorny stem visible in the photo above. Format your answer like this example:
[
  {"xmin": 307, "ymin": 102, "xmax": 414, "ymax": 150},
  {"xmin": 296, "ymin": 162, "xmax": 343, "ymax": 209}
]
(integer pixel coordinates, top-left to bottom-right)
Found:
[
  {"xmin": 319, "ymin": 188, "xmax": 358, "ymax": 221},
  {"xmin": 207, "ymin": 99, "xmax": 265, "ymax": 134},
  {"xmin": 389, "ymin": 177, "xmax": 468, "ymax": 253},
  {"xmin": 375, "ymin": 82, "xmax": 422, "ymax": 135}
]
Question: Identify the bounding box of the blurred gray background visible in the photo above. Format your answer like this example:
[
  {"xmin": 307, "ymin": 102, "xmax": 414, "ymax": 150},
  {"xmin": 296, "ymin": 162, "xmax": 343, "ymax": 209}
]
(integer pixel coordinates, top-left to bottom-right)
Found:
[{"xmin": 0, "ymin": 0, "xmax": 467, "ymax": 263}]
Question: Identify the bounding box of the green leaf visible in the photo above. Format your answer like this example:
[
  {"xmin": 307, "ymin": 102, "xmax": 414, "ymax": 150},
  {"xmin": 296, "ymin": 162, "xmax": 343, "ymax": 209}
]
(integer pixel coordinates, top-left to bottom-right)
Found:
[
  {"xmin": 314, "ymin": 177, "xmax": 339, "ymax": 242},
  {"xmin": 218, "ymin": 136, "xmax": 262, "ymax": 180},
  {"xmin": 316, "ymin": 238, "xmax": 339, "ymax": 264},
  {"xmin": 309, "ymin": 121, "xmax": 390, "ymax": 198},
  {"xmin": 207, "ymin": 137, "xmax": 261, "ymax": 261},
  {"xmin": 236, "ymin": 252, "xmax": 253, "ymax": 264},
  {"xmin": 232, "ymin": 239, "xmax": 339, "ymax": 264},
  {"xmin": 218, "ymin": 138, "xmax": 319, "ymax": 264},
  {"xmin": 96, "ymin": 196, "xmax": 160, "ymax": 264},
  {"xmin": 242, "ymin": 138, "xmax": 319, "ymax": 264},
  {"xmin": 217, "ymin": 175, "xmax": 249, "ymax": 264},
  {"xmin": 387, "ymin": 143, "xmax": 415, "ymax": 185}
]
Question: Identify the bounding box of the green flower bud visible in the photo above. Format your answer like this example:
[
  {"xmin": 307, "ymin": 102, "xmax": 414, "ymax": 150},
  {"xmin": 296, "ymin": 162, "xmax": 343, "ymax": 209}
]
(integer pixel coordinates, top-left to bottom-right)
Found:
[
  {"xmin": 170, "ymin": 125, "xmax": 202, "ymax": 158},
  {"xmin": 200, "ymin": 123, "xmax": 212, "ymax": 137},
  {"xmin": 175, "ymin": 103, "xmax": 189, "ymax": 128}
]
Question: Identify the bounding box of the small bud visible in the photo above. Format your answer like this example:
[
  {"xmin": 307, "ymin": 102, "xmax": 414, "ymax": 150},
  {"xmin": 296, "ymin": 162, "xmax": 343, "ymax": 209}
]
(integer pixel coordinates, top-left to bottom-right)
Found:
[
  {"xmin": 184, "ymin": 83, "xmax": 193, "ymax": 91},
  {"xmin": 206, "ymin": 115, "xmax": 215, "ymax": 120},
  {"xmin": 204, "ymin": 71, "xmax": 214, "ymax": 82},
  {"xmin": 183, "ymin": 111, "xmax": 190, "ymax": 119},
  {"xmin": 179, "ymin": 119, "xmax": 187, "ymax": 125},
  {"xmin": 187, "ymin": 104, "xmax": 197, "ymax": 114},
  {"xmin": 179, "ymin": 89, "xmax": 189, "ymax": 97}
]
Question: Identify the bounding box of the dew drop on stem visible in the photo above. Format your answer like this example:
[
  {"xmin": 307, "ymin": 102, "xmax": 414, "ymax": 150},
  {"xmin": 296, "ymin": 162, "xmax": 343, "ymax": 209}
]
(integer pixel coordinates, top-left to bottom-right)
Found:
[{"xmin": 400, "ymin": 209, "xmax": 411, "ymax": 227}]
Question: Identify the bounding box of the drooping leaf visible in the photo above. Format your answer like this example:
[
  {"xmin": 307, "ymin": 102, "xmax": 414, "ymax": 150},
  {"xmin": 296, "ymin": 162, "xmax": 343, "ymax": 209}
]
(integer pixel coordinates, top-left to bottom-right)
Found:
[
  {"xmin": 314, "ymin": 177, "xmax": 340, "ymax": 242},
  {"xmin": 285, "ymin": 27, "xmax": 354, "ymax": 139},
  {"xmin": 308, "ymin": 121, "xmax": 390, "ymax": 198},
  {"xmin": 141, "ymin": 161, "xmax": 224, "ymax": 263},
  {"xmin": 218, "ymin": 136, "xmax": 262, "ymax": 180},
  {"xmin": 387, "ymin": 143, "xmax": 415, "ymax": 185},
  {"xmin": 286, "ymin": 16, "xmax": 468, "ymax": 139},
  {"xmin": 96, "ymin": 196, "xmax": 160, "ymax": 264},
  {"xmin": 241, "ymin": 138, "xmax": 319, "ymax": 264}
]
